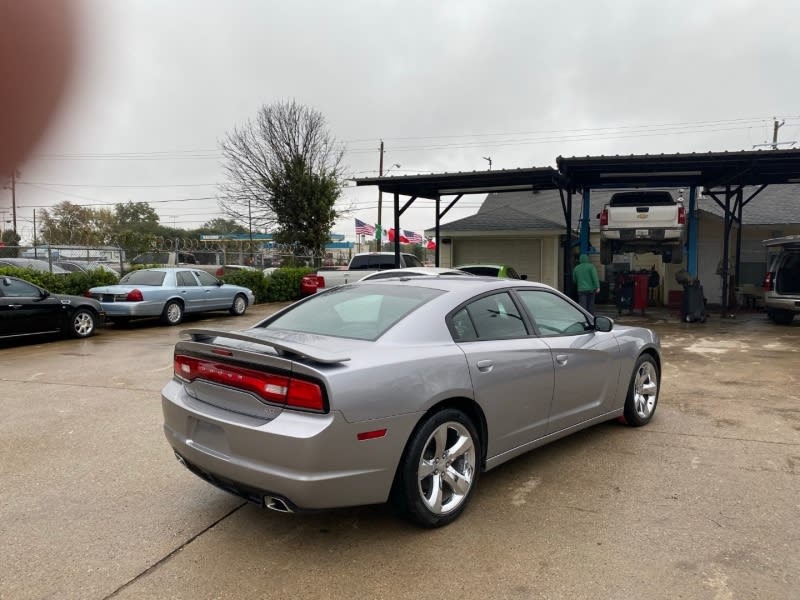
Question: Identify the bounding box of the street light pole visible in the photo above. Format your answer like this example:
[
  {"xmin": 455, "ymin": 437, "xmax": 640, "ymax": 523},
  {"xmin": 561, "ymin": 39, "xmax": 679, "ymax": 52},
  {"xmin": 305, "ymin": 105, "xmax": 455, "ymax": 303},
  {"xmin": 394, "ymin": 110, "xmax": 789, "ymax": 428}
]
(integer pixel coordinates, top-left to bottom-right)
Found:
[{"xmin": 377, "ymin": 140, "xmax": 384, "ymax": 251}]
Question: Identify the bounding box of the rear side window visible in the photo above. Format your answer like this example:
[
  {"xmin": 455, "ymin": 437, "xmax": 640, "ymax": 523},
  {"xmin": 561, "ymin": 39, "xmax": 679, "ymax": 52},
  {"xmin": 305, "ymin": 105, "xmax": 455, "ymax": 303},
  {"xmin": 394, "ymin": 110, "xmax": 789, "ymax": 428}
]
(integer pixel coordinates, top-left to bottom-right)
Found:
[
  {"xmin": 777, "ymin": 252, "xmax": 800, "ymax": 294},
  {"xmin": 452, "ymin": 292, "xmax": 528, "ymax": 341},
  {"xmin": 609, "ymin": 192, "xmax": 675, "ymax": 206},
  {"xmin": 176, "ymin": 271, "xmax": 198, "ymax": 287}
]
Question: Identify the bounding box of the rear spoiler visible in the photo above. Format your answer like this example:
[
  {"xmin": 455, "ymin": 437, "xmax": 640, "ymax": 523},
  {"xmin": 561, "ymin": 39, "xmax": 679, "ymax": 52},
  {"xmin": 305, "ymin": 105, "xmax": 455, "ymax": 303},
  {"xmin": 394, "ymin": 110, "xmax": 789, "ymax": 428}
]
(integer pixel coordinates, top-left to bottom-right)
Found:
[{"xmin": 180, "ymin": 328, "xmax": 350, "ymax": 364}]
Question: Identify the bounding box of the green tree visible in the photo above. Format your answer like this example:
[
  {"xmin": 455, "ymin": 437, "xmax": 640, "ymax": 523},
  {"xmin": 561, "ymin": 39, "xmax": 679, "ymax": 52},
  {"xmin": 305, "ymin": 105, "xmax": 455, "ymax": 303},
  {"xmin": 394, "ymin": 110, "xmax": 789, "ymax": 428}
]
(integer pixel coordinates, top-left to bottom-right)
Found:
[
  {"xmin": 198, "ymin": 218, "xmax": 247, "ymax": 235},
  {"xmin": 220, "ymin": 100, "xmax": 343, "ymax": 261},
  {"xmin": 39, "ymin": 202, "xmax": 111, "ymax": 245},
  {"xmin": 114, "ymin": 201, "xmax": 160, "ymax": 233}
]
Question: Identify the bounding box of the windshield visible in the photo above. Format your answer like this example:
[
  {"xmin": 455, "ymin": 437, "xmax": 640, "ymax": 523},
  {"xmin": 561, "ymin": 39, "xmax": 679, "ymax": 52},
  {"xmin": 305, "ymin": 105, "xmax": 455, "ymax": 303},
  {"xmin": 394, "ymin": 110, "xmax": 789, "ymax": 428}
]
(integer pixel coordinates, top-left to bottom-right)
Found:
[{"xmin": 261, "ymin": 283, "xmax": 444, "ymax": 340}]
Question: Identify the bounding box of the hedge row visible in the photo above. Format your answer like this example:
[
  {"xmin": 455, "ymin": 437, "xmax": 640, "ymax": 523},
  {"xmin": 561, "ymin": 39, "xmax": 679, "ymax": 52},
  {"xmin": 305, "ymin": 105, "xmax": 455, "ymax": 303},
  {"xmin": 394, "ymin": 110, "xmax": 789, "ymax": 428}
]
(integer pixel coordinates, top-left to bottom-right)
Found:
[{"xmin": 0, "ymin": 265, "xmax": 316, "ymax": 304}]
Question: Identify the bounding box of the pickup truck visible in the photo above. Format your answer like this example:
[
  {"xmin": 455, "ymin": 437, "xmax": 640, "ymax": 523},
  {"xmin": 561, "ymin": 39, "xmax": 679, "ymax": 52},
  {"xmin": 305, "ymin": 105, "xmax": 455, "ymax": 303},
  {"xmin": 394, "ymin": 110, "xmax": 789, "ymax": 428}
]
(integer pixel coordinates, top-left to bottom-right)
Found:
[
  {"xmin": 303, "ymin": 252, "xmax": 425, "ymax": 294},
  {"xmin": 599, "ymin": 191, "xmax": 686, "ymax": 265},
  {"xmin": 128, "ymin": 251, "xmax": 225, "ymax": 275}
]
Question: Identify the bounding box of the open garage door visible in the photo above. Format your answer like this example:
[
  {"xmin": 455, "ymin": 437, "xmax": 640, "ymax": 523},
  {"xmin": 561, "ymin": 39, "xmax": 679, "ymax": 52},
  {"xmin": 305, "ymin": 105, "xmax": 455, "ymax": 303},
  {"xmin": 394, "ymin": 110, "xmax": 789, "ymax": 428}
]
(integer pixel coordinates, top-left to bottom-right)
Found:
[{"xmin": 453, "ymin": 238, "xmax": 542, "ymax": 281}]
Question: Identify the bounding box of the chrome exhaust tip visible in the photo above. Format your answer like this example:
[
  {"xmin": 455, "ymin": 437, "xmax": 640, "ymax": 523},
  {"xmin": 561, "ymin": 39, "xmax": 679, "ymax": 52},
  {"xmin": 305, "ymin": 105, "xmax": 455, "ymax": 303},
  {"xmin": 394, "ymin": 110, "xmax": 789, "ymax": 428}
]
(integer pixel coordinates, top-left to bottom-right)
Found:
[{"xmin": 265, "ymin": 495, "xmax": 293, "ymax": 513}]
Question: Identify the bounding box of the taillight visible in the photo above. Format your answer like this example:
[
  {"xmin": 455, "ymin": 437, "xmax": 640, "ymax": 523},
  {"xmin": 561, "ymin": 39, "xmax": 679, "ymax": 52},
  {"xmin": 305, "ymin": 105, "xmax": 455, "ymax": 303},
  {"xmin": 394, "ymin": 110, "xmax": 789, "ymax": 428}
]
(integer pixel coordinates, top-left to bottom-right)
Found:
[
  {"xmin": 216, "ymin": 267, "xmax": 224, "ymax": 276},
  {"xmin": 174, "ymin": 354, "xmax": 326, "ymax": 412},
  {"xmin": 764, "ymin": 272, "xmax": 775, "ymax": 291},
  {"xmin": 83, "ymin": 291, "xmax": 92, "ymax": 298},
  {"xmin": 126, "ymin": 289, "xmax": 144, "ymax": 302},
  {"xmin": 678, "ymin": 206, "xmax": 686, "ymax": 225},
  {"xmin": 600, "ymin": 208, "xmax": 608, "ymax": 227}
]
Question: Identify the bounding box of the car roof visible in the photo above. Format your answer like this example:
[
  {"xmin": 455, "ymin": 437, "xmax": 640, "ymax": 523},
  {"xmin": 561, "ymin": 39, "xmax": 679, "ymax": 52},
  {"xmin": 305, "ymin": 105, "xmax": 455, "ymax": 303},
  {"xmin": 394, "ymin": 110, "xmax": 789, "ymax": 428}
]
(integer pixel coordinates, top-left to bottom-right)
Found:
[
  {"xmin": 359, "ymin": 267, "xmax": 471, "ymax": 280},
  {"xmin": 357, "ymin": 274, "xmax": 546, "ymax": 294},
  {"xmin": 763, "ymin": 235, "xmax": 800, "ymax": 248}
]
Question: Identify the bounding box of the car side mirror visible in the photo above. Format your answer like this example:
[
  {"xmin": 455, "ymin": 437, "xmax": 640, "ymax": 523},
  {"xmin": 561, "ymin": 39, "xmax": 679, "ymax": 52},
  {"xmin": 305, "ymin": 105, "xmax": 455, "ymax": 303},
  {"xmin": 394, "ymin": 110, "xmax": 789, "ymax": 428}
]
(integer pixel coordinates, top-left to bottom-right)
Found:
[
  {"xmin": 594, "ymin": 315, "xmax": 613, "ymax": 332},
  {"xmin": 217, "ymin": 281, "xmax": 224, "ymax": 287},
  {"xmin": 520, "ymin": 274, "xmax": 528, "ymax": 280},
  {"xmin": 40, "ymin": 289, "xmax": 50, "ymax": 299}
]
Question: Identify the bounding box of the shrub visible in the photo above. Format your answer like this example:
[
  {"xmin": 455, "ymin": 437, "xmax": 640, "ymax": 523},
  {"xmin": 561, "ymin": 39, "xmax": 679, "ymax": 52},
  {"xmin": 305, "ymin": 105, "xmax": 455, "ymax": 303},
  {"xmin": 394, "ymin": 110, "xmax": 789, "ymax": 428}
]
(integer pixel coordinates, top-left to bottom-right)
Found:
[
  {"xmin": 220, "ymin": 270, "xmax": 270, "ymax": 304},
  {"xmin": 61, "ymin": 269, "xmax": 120, "ymax": 296},
  {"xmin": 265, "ymin": 267, "xmax": 316, "ymax": 302},
  {"xmin": 219, "ymin": 267, "xmax": 316, "ymax": 304},
  {"xmin": 0, "ymin": 266, "xmax": 119, "ymax": 295}
]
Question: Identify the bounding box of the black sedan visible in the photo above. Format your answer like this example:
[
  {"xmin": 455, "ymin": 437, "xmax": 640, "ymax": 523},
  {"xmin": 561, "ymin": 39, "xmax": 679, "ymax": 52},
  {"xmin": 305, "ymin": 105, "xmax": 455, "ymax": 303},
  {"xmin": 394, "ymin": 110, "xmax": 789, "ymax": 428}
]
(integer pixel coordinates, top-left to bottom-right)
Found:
[{"xmin": 0, "ymin": 276, "xmax": 105, "ymax": 340}]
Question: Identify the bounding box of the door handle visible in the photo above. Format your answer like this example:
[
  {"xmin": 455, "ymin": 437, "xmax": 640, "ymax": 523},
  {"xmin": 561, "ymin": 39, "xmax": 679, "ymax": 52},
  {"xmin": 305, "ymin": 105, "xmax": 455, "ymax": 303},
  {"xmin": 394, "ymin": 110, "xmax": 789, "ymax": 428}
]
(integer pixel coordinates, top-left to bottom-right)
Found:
[
  {"xmin": 555, "ymin": 354, "xmax": 569, "ymax": 366},
  {"xmin": 476, "ymin": 359, "xmax": 493, "ymax": 373}
]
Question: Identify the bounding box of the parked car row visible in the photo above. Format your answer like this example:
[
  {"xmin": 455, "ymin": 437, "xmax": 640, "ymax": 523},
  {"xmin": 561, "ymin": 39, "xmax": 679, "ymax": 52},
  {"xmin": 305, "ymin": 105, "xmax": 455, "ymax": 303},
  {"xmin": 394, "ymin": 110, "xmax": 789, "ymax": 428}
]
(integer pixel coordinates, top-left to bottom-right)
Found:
[{"xmin": 0, "ymin": 267, "xmax": 255, "ymax": 342}]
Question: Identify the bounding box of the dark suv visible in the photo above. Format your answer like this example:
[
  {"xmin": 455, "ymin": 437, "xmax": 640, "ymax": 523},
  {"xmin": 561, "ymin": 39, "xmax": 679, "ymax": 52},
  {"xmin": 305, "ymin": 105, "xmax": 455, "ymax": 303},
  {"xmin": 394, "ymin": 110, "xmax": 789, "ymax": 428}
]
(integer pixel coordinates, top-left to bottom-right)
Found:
[{"xmin": 763, "ymin": 236, "xmax": 800, "ymax": 325}]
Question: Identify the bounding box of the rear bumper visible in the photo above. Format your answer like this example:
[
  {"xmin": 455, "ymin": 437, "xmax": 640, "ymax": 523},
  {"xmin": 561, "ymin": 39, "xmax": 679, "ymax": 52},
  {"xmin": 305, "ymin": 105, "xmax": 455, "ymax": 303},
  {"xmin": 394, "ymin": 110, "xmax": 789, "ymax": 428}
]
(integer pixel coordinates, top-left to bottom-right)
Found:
[
  {"xmin": 764, "ymin": 295, "xmax": 800, "ymax": 313},
  {"xmin": 161, "ymin": 379, "xmax": 421, "ymax": 510},
  {"xmin": 100, "ymin": 301, "xmax": 164, "ymax": 317},
  {"xmin": 601, "ymin": 228, "xmax": 683, "ymax": 242}
]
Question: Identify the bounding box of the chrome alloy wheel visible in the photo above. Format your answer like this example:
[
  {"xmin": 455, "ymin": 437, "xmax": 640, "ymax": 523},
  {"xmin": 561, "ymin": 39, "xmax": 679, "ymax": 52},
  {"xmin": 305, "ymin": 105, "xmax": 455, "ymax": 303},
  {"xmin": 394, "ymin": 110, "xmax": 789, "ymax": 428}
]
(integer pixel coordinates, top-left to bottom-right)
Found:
[
  {"xmin": 165, "ymin": 302, "xmax": 182, "ymax": 324},
  {"xmin": 632, "ymin": 361, "xmax": 658, "ymax": 419},
  {"xmin": 73, "ymin": 311, "xmax": 94, "ymax": 337},
  {"xmin": 417, "ymin": 421, "xmax": 476, "ymax": 515},
  {"xmin": 232, "ymin": 295, "xmax": 246, "ymax": 314}
]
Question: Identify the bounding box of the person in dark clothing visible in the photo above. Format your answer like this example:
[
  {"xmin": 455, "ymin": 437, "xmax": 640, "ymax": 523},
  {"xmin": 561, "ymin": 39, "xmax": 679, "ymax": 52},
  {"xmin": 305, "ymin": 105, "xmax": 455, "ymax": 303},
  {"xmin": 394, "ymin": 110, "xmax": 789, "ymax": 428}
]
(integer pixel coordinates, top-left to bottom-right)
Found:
[{"xmin": 573, "ymin": 254, "xmax": 600, "ymax": 314}]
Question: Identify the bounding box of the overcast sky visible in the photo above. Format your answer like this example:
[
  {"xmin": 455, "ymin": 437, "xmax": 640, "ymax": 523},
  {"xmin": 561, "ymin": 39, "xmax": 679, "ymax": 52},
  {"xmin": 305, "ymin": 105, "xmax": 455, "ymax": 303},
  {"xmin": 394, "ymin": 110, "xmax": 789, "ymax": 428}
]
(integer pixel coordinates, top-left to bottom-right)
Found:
[{"xmin": 7, "ymin": 0, "xmax": 800, "ymax": 243}]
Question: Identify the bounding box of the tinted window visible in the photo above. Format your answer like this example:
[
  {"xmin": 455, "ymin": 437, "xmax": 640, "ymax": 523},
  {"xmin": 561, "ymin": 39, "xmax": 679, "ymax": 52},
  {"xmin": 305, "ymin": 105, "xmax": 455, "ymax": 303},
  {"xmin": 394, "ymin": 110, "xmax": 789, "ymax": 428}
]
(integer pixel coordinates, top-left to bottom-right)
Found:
[
  {"xmin": 777, "ymin": 252, "xmax": 800, "ymax": 294},
  {"xmin": 460, "ymin": 292, "xmax": 527, "ymax": 340},
  {"xmin": 132, "ymin": 252, "xmax": 169, "ymax": 264},
  {"xmin": 459, "ymin": 266, "xmax": 500, "ymax": 277},
  {"xmin": 195, "ymin": 271, "xmax": 219, "ymax": 286},
  {"xmin": 609, "ymin": 191, "xmax": 675, "ymax": 206},
  {"xmin": 517, "ymin": 290, "xmax": 590, "ymax": 336},
  {"xmin": 119, "ymin": 270, "xmax": 167, "ymax": 286},
  {"xmin": 403, "ymin": 255, "xmax": 424, "ymax": 268},
  {"xmin": 262, "ymin": 284, "xmax": 444, "ymax": 341},
  {"xmin": 451, "ymin": 307, "xmax": 478, "ymax": 341},
  {"xmin": 176, "ymin": 271, "xmax": 198, "ymax": 286},
  {"xmin": 506, "ymin": 267, "xmax": 521, "ymax": 279},
  {"xmin": 0, "ymin": 278, "xmax": 41, "ymax": 297}
]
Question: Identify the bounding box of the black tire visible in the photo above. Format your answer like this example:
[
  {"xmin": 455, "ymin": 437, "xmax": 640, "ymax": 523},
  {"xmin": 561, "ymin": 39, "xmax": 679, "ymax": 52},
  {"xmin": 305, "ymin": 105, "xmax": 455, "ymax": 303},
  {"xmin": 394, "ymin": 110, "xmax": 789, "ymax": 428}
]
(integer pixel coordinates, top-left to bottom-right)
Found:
[
  {"xmin": 600, "ymin": 242, "xmax": 612, "ymax": 265},
  {"xmin": 770, "ymin": 309, "xmax": 795, "ymax": 325},
  {"xmin": 160, "ymin": 300, "xmax": 184, "ymax": 325},
  {"xmin": 229, "ymin": 294, "xmax": 248, "ymax": 316},
  {"xmin": 671, "ymin": 243, "xmax": 684, "ymax": 265},
  {"xmin": 394, "ymin": 408, "xmax": 481, "ymax": 528},
  {"xmin": 622, "ymin": 355, "xmax": 659, "ymax": 427},
  {"xmin": 68, "ymin": 308, "xmax": 96, "ymax": 338}
]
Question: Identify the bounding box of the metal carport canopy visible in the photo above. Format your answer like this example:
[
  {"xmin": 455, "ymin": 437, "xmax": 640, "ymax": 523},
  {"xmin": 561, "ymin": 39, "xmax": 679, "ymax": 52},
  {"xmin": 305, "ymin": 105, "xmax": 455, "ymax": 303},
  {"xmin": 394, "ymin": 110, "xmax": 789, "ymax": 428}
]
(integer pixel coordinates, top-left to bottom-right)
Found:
[
  {"xmin": 556, "ymin": 148, "xmax": 800, "ymax": 188},
  {"xmin": 557, "ymin": 148, "xmax": 800, "ymax": 312},
  {"xmin": 354, "ymin": 167, "xmax": 565, "ymax": 268}
]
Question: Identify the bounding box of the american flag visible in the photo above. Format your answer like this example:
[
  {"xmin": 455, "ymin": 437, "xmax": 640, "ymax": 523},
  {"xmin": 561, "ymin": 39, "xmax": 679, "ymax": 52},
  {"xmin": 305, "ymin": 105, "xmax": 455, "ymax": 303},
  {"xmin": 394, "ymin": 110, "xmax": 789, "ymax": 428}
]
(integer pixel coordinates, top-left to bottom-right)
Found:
[
  {"xmin": 355, "ymin": 218, "xmax": 375, "ymax": 236},
  {"xmin": 403, "ymin": 229, "xmax": 424, "ymax": 244}
]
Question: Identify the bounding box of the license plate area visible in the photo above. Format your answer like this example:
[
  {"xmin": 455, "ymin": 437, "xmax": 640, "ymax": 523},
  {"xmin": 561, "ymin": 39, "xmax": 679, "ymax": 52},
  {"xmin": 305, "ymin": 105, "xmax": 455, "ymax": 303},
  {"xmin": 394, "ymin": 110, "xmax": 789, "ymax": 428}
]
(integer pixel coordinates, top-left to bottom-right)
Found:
[{"xmin": 635, "ymin": 229, "xmax": 649, "ymax": 238}]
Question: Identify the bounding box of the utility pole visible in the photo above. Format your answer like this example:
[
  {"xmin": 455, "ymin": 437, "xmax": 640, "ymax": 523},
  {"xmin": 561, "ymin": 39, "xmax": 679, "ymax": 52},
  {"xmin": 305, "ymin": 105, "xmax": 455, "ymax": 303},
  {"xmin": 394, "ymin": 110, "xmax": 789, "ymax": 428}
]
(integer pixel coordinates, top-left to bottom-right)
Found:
[
  {"xmin": 377, "ymin": 140, "xmax": 384, "ymax": 251},
  {"xmin": 753, "ymin": 117, "xmax": 796, "ymax": 149},
  {"xmin": 772, "ymin": 118, "xmax": 785, "ymax": 150},
  {"xmin": 483, "ymin": 156, "xmax": 492, "ymax": 170},
  {"xmin": 11, "ymin": 170, "xmax": 17, "ymax": 234}
]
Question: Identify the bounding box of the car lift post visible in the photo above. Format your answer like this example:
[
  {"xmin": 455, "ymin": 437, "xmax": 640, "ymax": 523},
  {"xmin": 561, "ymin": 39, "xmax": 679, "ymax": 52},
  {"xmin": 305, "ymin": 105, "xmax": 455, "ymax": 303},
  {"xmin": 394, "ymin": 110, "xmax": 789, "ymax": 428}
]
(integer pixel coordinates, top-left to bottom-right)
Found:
[
  {"xmin": 687, "ymin": 186, "xmax": 698, "ymax": 277},
  {"xmin": 580, "ymin": 189, "xmax": 591, "ymax": 255}
]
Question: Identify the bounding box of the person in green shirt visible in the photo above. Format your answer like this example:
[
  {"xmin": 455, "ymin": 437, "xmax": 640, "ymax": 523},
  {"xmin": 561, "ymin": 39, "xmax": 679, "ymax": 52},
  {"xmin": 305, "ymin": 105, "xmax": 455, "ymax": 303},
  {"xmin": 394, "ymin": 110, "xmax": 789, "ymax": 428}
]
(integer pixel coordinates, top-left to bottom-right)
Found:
[{"xmin": 572, "ymin": 254, "xmax": 600, "ymax": 315}]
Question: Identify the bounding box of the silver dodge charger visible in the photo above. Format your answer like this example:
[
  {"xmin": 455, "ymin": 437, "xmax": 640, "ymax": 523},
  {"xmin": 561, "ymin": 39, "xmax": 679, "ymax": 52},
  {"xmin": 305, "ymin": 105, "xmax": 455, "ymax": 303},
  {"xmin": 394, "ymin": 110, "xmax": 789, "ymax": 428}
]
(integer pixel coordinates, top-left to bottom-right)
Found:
[{"xmin": 162, "ymin": 276, "xmax": 660, "ymax": 527}]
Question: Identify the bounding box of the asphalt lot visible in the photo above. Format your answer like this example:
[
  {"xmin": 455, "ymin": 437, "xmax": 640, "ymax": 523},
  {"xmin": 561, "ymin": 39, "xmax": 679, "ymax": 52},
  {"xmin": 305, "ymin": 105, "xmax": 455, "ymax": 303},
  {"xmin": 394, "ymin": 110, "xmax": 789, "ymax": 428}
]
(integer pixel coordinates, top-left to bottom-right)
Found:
[{"xmin": 1, "ymin": 303, "xmax": 798, "ymax": 600}]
